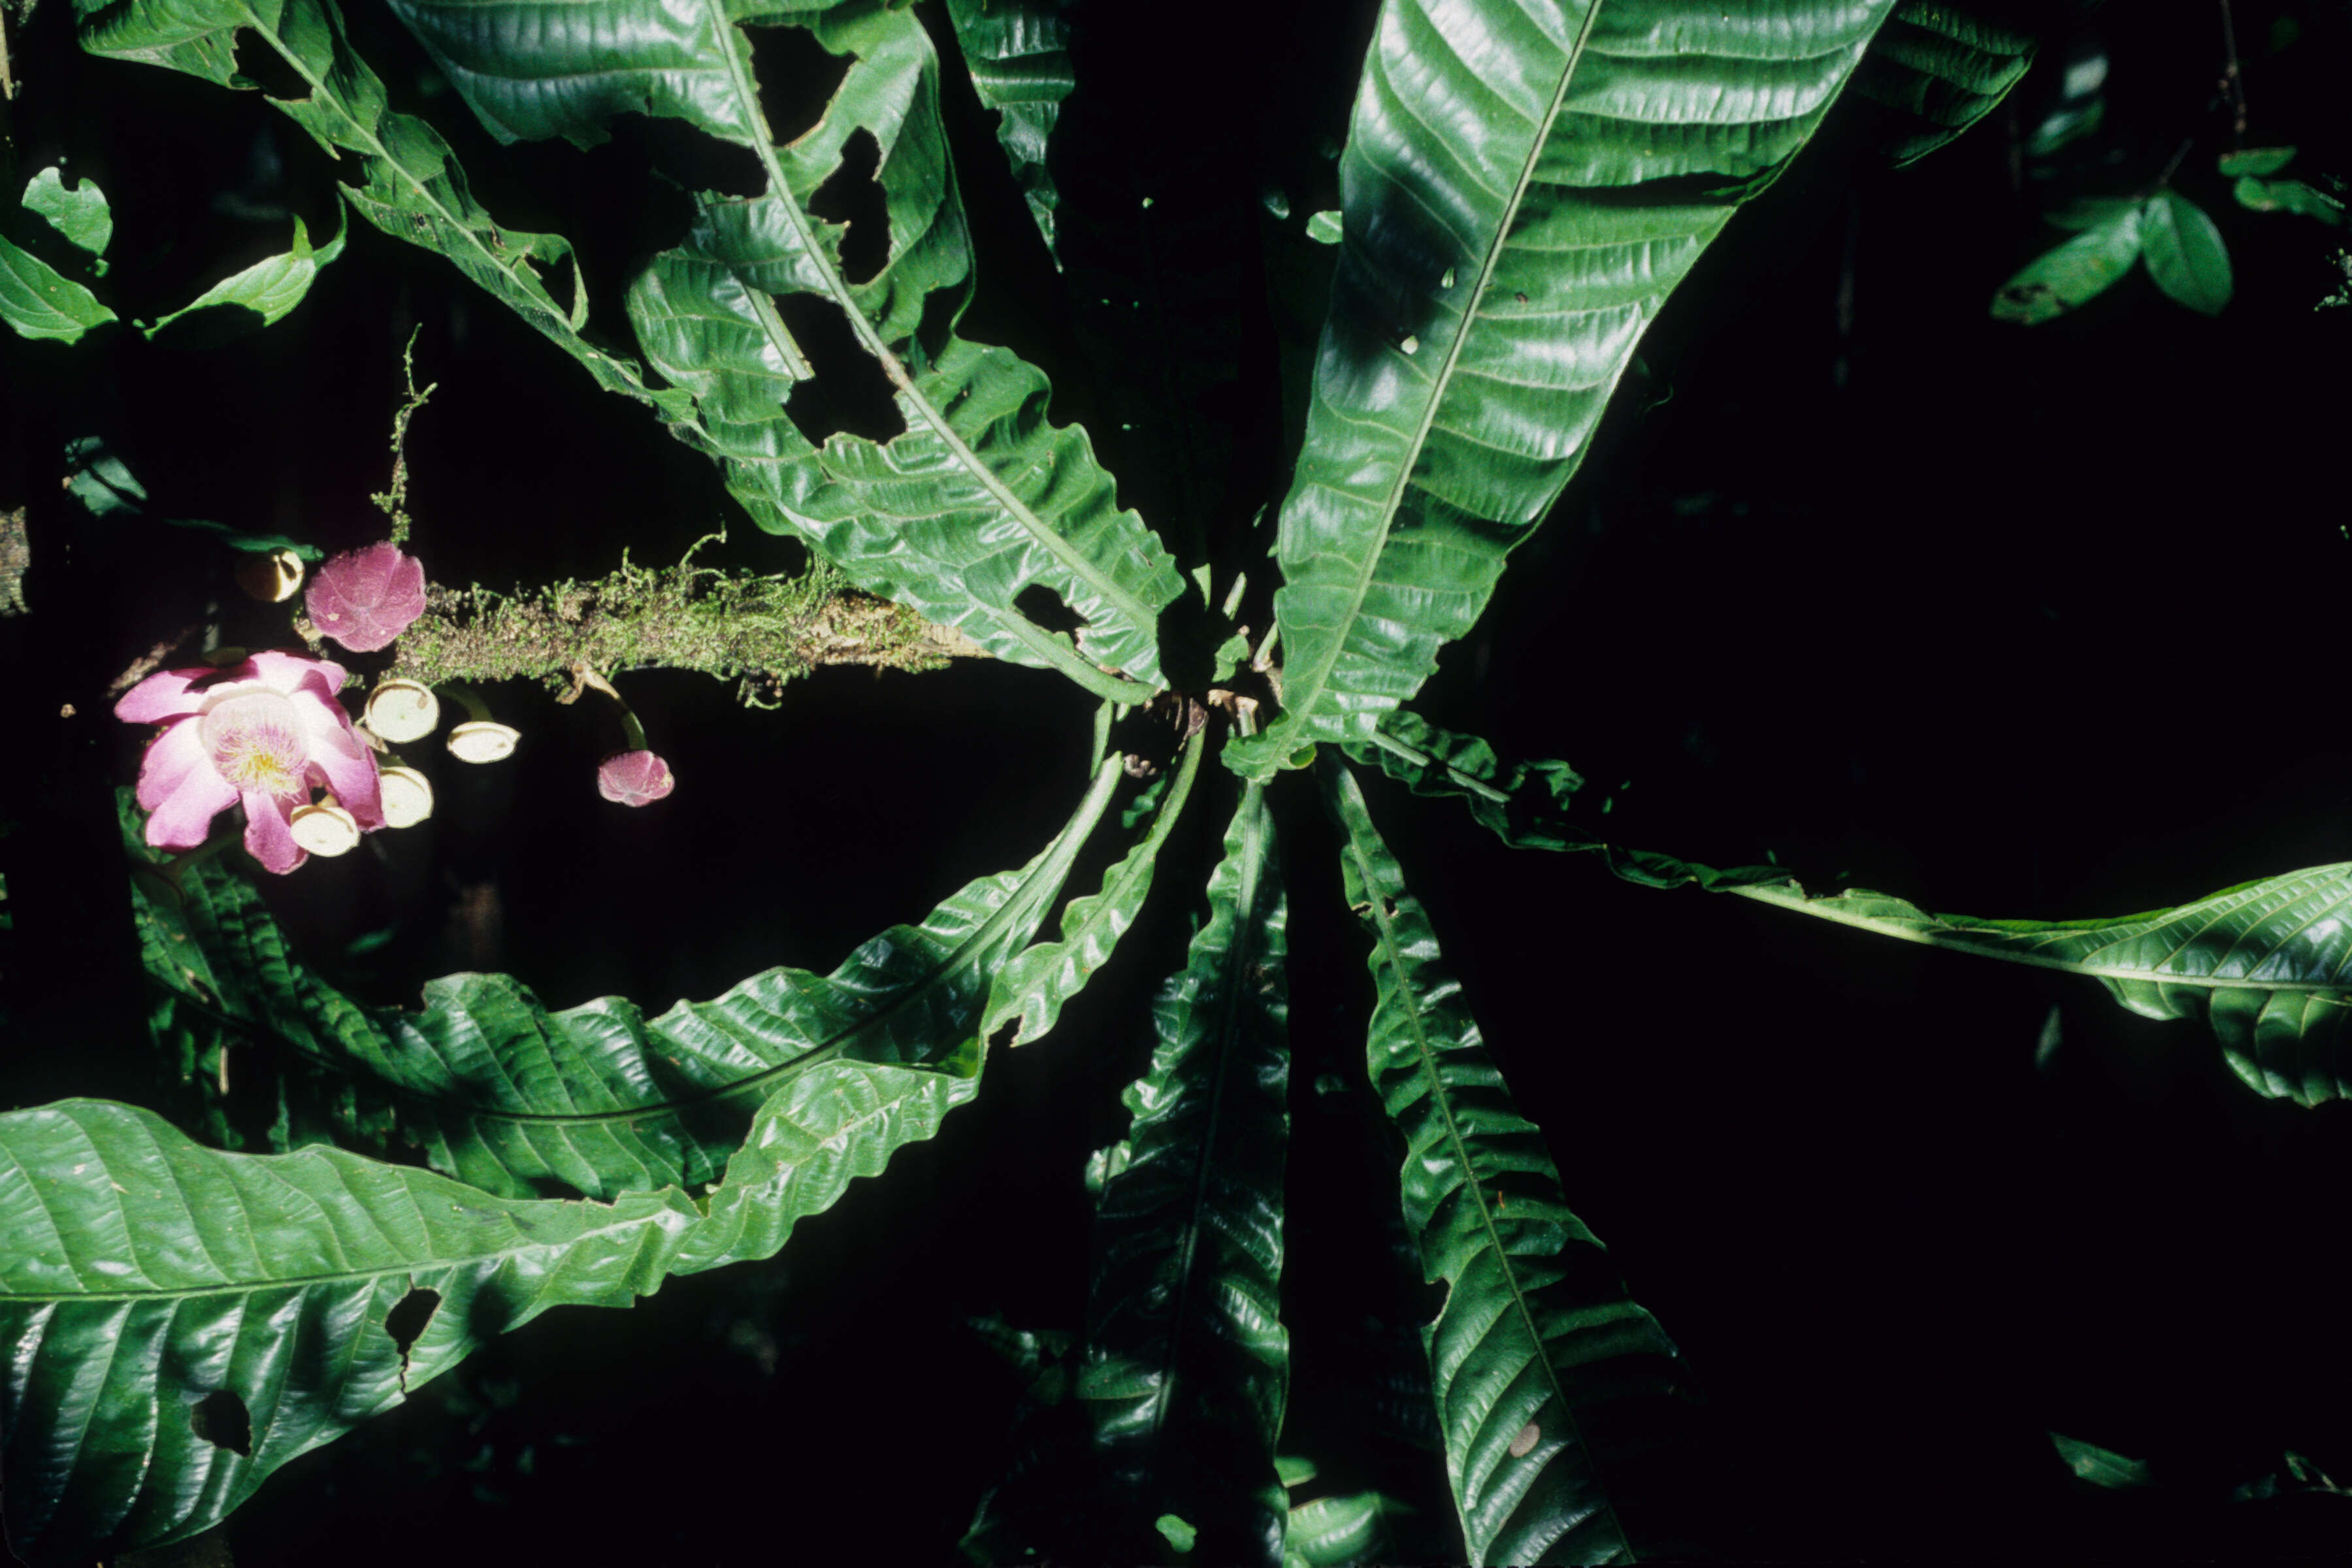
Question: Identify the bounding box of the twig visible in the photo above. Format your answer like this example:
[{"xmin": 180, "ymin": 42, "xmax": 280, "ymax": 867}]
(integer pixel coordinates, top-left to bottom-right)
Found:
[
  {"xmin": 2218, "ymin": 0, "xmax": 2248, "ymax": 146},
  {"xmin": 108, "ymin": 623, "xmax": 204, "ymax": 698},
  {"xmin": 370, "ymin": 327, "xmax": 438, "ymax": 546}
]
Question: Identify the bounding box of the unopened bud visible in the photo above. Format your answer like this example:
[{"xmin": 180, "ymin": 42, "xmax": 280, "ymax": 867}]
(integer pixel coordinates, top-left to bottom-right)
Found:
[
  {"xmin": 235, "ymin": 549, "xmax": 307, "ymax": 603},
  {"xmin": 379, "ymin": 765, "xmax": 434, "ymax": 828},
  {"xmin": 289, "ymin": 800, "xmax": 361, "ymax": 857},
  {"xmin": 365, "ymin": 679, "xmax": 441, "ymax": 744},
  {"xmin": 448, "ymin": 721, "xmax": 520, "ymax": 764},
  {"xmin": 596, "ymin": 749, "xmax": 676, "ymax": 807}
]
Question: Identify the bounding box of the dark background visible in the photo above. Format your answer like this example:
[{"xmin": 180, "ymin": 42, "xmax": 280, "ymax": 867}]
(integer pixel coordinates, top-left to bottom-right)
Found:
[{"xmin": 4, "ymin": 0, "xmax": 2350, "ymax": 1561}]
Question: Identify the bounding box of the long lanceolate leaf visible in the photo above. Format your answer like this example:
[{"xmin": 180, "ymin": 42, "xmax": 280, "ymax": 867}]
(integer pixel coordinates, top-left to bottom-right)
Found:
[
  {"xmin": 1080, "ymin": 783, "xmax": 1291, "ymax": 1564},
  {"xmin": 130, "ymin": 757, "xmax": 1127, "ymax": 1200},
  {"xmin": 1328, "ymin": 765, "xmax": 1685, "ymax": 1566},
  {"xmin": 942, "ymin": 0, "xmax": 1075, "ymax": 259},
  {"xmin": 387, "ymin": 0, "xmax": 1185, "ymax": 698},
  {"xmin": 0, "ymin": 1032, "xmax": 977, "ymax": 1567},
  {"xmin": 1356, "ymin": 717, "xmax": 2352, "ymax": 1108},
  {"xmin": 1229, "ymin": 0, "xmax": 1893, "ymax": 779},
  {"xmin": 1848, "ymin": 0, "xmax": 2034, "ymax": 168}
]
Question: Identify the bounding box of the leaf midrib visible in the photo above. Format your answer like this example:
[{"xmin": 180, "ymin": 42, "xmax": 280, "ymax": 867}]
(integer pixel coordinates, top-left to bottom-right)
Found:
[
  {"xmin": 1345, "ymin": 808, "xmax": 1627, "ymax": 1564},
  {"xmin": 1279, "ymin": 0, "xmax": 1607, "ymax": 740}
]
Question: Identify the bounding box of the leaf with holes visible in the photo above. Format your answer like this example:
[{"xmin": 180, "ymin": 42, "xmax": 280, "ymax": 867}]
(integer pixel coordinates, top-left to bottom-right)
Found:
[
  {"xmin": 0, "ymin": 233, "xmax": 114, "ymax": 343},
  {"xmin": 123, "ymin": 757, "xmax": 1124, "ymax": 1199},
  {"xmin": 1079, "ymin": 781, "xmax": 1291, "ymax": 1563},
  {"xmin": 1328, "ymin": 764, "xmax": 1689, "ymax": 1567},
  {"xmin": 0, "ymin": 1031, "xmax": 979, "ymax": 1565},
  {"xmin": 1224, "ymin": 0, "xmax": 1895, "ymax": 777},
  {"xmin": 385, "ymin": 0, "xmax": 1188, "ymax": 700}
]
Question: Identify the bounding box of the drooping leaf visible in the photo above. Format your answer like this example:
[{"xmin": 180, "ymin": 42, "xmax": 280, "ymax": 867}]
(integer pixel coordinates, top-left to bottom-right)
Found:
[
  {"xmin": 144, "ymin": 208, "xmax": 348, "ymax": 340},
  {"xmin": 942, "ymin": 0, "xmax": 1074, "ymax": 257},
  {"xmin": 1327, "ymin": 765, "xmax": 1688, "ymax": 1566},
  {"xmin": 73, "ymin": 0, "xmax": 690, "ymax": 425},
  {"xmin": 2232, "ymin": 176, "xmax": 2345, "ymax": 226},
  {"xmin": 983, "ymin": 728, "xmax": 1205, "ymax": 1047},
  {"xmin": 1226, "ymin": 0, "xmax": 1895, "ymax": 778},
  {"xmin": 386, "ymin": 0, "xmax": 1187, "ymax": 699},
  {"xmin": 1991, "ymin": 209, "xmax": 2142, "ymax": 323},
  {"xmin": 125, "ymin": 756, "xmax": 1126, "ymax": 1198},
  {"xmin": 0, "ymin": 1036, "xmax": 979, "ymax": 1565},
  {"xmin": 1367, "ymin": 736, "xmax": 2352, "ymax": 1107},
  {"xmin": 1079, "ymin": 781, "xmax": 1292, "ymax": 1563},
  {"xmin": 0, "ymin": 232, "xmax": 114, "ymax": 342},
  {"xmin": 1848, "ymin": 0, "xmax": 2035, "ymax": 168},
  {"xmin": 2141, "ymin": 190, "xmax": 2231, "ymax": 316},
  {"xmin": 1344, "ymin": 709, "xmax": 1582, "ymax": 851},
  {"xmin": 2050, "ymin": 1432, "xmax": 2156, "ymax": 1489},
  {"xmin": 65, "ymin": 434, "xmax": 323, "ymax": 557},
  {"xmin": 20, "ymin": 167, "xmax": 113, "ymax": 257}
]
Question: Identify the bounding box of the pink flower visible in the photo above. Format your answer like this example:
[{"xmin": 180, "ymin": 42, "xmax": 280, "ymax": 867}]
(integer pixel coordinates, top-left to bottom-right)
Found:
[
  {"xmin": 116, "ymin": 650, "xmax": 385, "ymax": 875},
  {"xmin": 304, "ymin": 542, "xmax": 427, "ymax": 653},
  {"xmin": 597, "ymin": 749, "xmax": 676, "ymax": 807}
]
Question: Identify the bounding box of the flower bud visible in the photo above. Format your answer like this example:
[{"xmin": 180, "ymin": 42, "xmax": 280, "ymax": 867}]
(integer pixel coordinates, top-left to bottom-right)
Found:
[
  {"xmin": 378, "ymin": 765, "xmax": 434, "ymax": 828},
  {"xmin": 289, "ymin": 800, "xmax": 361, "ymax": 857},
  {"xmin": 596, "ymin": 749, "xmax": 676, "ymax": 807},
  {"xmin": 448, "ymin": 721, "xmax": 521, "ymax": 764},
  {"xmin": 365, "ymin": 679, "xmax": 441, "ymax": 744},
  {"xmin": 235, "ymin": 549, "xmax": 306, "ymax": 603}
]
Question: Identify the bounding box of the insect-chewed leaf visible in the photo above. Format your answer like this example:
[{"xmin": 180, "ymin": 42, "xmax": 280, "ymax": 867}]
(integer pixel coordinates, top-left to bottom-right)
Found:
[
  {"xmin": 122, "ymin": 756, "xmax": 1124, "ymax": 1198},
  {"xmin": 1226, "ymin": 0, "xmax": 1894, "ymax": 777},
  {"xmin": 1326, "ymin": 765, "xmax": 1689, "ymax": 1567}
]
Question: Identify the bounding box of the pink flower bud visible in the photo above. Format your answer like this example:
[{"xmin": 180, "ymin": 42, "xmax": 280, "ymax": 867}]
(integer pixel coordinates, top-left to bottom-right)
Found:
[
  {"xmin": 597, "ymin": 749, "xmax": 676, "ymax": 807},
  {"xmin": 305, "ymin": 542, "xmax": 427, "ymax": 653}
]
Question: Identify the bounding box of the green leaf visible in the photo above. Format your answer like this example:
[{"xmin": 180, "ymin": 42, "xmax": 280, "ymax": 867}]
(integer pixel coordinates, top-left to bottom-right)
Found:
[
  {"xmin": 1156, "ymin": 1514, "xmax": 1200, "ymax": 1553},
  {"xmin": 2233, "ymin": 176, "xmax": 2346, "ymax": 225},
  {"xmin": 1303, "ymin": 210, "xmax": 1341, "ymax": 246},
  {"xmin": 1345, "ymin": 710, "xmax": 1582, "ymax": 851},
  {"xmin": 1328, "ymin": 766, "xmax": 1688, "ymax": 1566},
  {"xmin": 2218, "ymin": 146, "xmax": 2296, "ymax": 178},
  {"xmin": 1080, "ymin": 782, "xmax": 1291, "ymax": 1563},
  {"xmin": 1990, "ymin": 210, "xmax": 2142, "ymax": 323},
  {"xmin": 2050, "ymin": 1433, "xmax": 2155, "ymax": 1490},
  {"xmin": 0, "ymin": 231, "xmax": 114, "ymax": 342},
  {"xmin": 1228, "ymin": 0, "xmax": 1893, "ymax": 778},
  {"xmin": 0, "ymin": 1037, "xmax": 979, "ymax": 1565},
  {"xmin": 144, "ymin": 208, "xmax": 348, "ymax": 340},
  {"xmin": 21, "ymin": 167, "xmax": 113, "ymax": 257},
  {"xmin": 65, "ymin": 435, "xmax": 324, "ymax": 557},
  {"xmin": 943, "ymin": 0, "xmax": 1074, "ymax": 258},
  {"xmin": 125, "ymin": 757, "xmax": 1127, "ymax": 1198},
  {"xmin": 386, "ymin": 0, "xmax": 1186, "ymax": 700},
  {"xmin": 1848, "ymin": 1, "xmax": 2035, "ymax": 168},
  {"xmin": 1284, "ymin": 1489, "xmax": 1414, "ymax": 1567},
  {"xmin": 2141, "ymin": 191, "xmax": 2231, "ymax": 316},
  {"xmin": 984, "ymin": 728, "xmax": 1205, "ymax": 1048},
  {"xmin": 74, "ymin": 0, "xmax": 685, "ymax": 423}
]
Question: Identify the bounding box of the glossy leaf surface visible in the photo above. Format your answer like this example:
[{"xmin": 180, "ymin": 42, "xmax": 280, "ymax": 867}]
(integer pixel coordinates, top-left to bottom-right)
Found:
[
  {"xmin": 0, "ymin": 1039, "xmax": 978, "ymax": 1565},
  {"xmin": 1848, "ymin": 0, "xmax": 2034, "ymax": 167},
  {"xmin": 2140, "ymin": 191, "xmax": 2232, "ymax": 315},
  {"xmin": 1991, "ymin": 208, "xmax": 2141, "ymax": 323},
  {"xmin": 0, "ymin": 231, "xmax": 113, "ymax": 342},
  {"xmin": 127, "ymin": 759, "xmax": 1124, "ymax": 1198},
  {"xmin": 388, "ymin": 0, "xmax": 1185, "ymax": 697},
  {"xmin": 20, "ymin": 167, "xmax": 113, "ymax": 256},
  {"xmin": 1328, "ymin": 766, "xmax": 1686, "ymax": 1565},
  {"xmin": 943, "ymin": 0, "xmax": 1074, "ymax": 257},
  {"xmin": 1228, "ymin": 0, "xmax": 1893, "ymax": 777},
  {"xmin": 1080, "ymin": 783, "xmax": 1291, "ymax": 1563}
]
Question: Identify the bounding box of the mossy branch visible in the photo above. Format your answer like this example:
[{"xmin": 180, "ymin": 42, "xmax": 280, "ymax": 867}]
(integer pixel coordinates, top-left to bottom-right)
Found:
[{"xmin": 385, "ymin": 554, "xmax": 985, "ymax": 705}]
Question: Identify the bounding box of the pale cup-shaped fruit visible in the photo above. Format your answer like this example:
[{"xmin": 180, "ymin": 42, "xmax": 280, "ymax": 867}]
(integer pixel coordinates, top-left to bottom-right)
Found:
[
  {"xmin": 448, "ymin": 721, "xmax": 521, "ymax": 764},
  {"xmin": 235, "ymin": 549, "xmax": 306, "ymax": 604},
  {"xmin": 288, "ymin": 800, "xmax": 361, "ymax": 857},
  {"xmin": 378, "ymin": 766, "xmax": 434, "ymax": 828},
  {"xmin": 365, "ymin": 679, "xmax": 441, "ymax": 744}
]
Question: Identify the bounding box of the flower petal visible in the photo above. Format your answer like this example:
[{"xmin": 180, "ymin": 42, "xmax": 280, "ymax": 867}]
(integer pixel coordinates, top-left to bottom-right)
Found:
[
  {"xmin": 114, "ymin": 667, "xmax": 216, "ymax": 725},
  {"xmin": 138, "ymin": 724, "xmax": 239, "ymax": 849},
  {"xmin": 302, "ymin": 711, "xmax": 385, "ymax": 829},
  {"xmin": 305, "ymin": 543, "xmax": 427, "ymax": 653},
  {"xmin": 245, "ymin": 647, "xmax": 348, "ymax": 700},
  {"xmin": 240, "ymin": 791, "xmax": 307, "ymax": 875}
]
